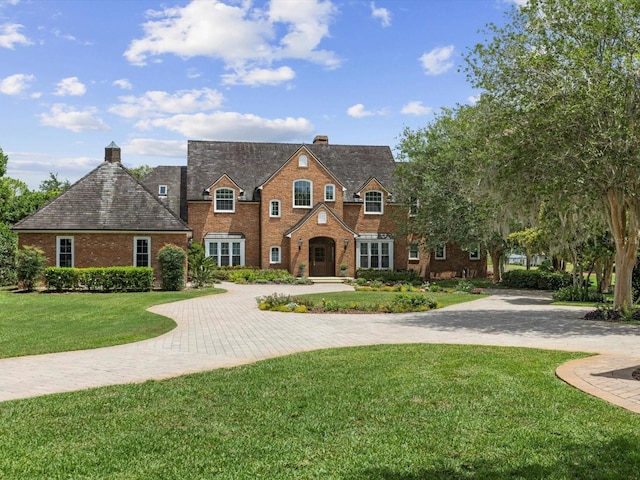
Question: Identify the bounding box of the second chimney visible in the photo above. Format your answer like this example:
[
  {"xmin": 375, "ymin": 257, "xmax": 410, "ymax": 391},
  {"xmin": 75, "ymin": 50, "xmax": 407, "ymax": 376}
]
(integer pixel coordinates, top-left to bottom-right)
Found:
[{"xmin": 313, "ymin": 135, "xmax": 329, "ymax": 144}]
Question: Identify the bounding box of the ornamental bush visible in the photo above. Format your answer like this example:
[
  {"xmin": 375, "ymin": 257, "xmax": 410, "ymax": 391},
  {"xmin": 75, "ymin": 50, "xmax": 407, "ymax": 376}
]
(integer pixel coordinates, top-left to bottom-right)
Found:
[
  {"xmin": 44, "ymin": 267, "xmax": 80, "ymax": 291},
  {"xmin": 0, "ymin": 223, "xmax": 17, "ymax": 286},
  {"xmin": 43, "ymin": 267, "xmax": 153, "ymax": 292},
  {"xmin": 158, "ymin": 244, "xmax": 186, "ymax": 291},
  {"xmin": 16, "ymin": 245, "xmax": 46, "ymax": 291},
  {"xmin": 501, "ymin": 269, "xmax": 571, "ymax": 290}
]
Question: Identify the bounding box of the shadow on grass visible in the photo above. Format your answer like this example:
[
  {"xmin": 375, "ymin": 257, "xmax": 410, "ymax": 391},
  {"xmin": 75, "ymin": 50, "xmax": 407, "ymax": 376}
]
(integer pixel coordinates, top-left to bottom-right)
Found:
[{"xmin": 358, "ymin": 436, "xmax": 640, "ymax": 479}]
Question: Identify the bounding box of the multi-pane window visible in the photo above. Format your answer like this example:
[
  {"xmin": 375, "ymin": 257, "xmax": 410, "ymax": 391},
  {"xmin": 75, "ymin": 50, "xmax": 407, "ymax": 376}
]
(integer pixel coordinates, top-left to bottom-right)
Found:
[
  {"xmin": 293, "ymin": 180, "xmax": 312, "ymax": 208},
  {"xmin": 158, "ymin": 185, "xmax": 167, "ymax": 196},
  {"xmin": 134, "ymin": 237, "xmax": 150, "ymax": 267},
  {"xmin": 364, "ymin": 191, "xmax": 383, "ymax": 214},
  {"xmin": 324, "ymin": 184, "xmax": 335, "ymax": 201},
  {"xmin": 469, "ymin": 243, "xmax": 481, "ymax": 260},
  {"xmin": 207, "ymin": 241, "xmax": 243, "ymax": 266},
  {"xmin": 435, "ymin": 244, "xmax": 446, "ymax": 260},
  {"xmin": 270, "ymin": 246, "xmax": 281, "ymax": 264},
  {"xmin": 358, "ymin": 240, "xmax": 393, "ymax": 270},
  {"xmin": 270, "ymin": 200, "xmax": 281, "ymax": 217},
  {"xmin": 57, "ymin": 236, "xmax": 74, "ymax": 267},
  {"xmin": 215, "ymin": 188, "xmax": 235, "ymax": 212},
  {"xmin": 409, "ymin": 243, "xmax": 420, "ymax": 260}
]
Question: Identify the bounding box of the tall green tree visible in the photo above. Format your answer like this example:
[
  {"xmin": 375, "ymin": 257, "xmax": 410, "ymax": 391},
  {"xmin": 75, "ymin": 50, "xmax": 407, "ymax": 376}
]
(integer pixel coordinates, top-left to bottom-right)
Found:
[{"xmin": 466, "ymin": 0, "xmax": 640, "ymax": 309}]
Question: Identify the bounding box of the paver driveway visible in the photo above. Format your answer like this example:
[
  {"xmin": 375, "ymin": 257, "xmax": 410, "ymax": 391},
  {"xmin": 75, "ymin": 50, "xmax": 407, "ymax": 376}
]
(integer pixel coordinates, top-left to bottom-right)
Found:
[{"xmin": 2, "ymin": 282, "xmax": 640, "ymax": 412}]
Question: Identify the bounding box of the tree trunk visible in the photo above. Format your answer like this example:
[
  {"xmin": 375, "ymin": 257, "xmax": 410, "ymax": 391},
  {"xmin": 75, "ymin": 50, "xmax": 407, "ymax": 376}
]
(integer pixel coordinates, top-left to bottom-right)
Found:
[
  {"xmin": 489, "ymin": 247, "xmax": 504, "ymax": 284},
  {"xmin": 605, "ymin": 190, "xmax": 640, "ymax": 311}
]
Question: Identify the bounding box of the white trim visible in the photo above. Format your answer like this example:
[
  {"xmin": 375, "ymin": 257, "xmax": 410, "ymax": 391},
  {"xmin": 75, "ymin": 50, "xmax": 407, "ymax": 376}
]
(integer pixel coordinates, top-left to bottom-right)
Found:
[
  {"xmin": 158, "ymin": 185, "xmax": 167, "ymax": 196},
  {"xmin": 317, "ymin": 211, "xmax": 327, "ymax": 224},
  {"xmin": 298, "ymin": 154, "xmax": 308, "ymax": 167},
  {"xmin": 293, "ymin": 179, "xmax": 313, "ymax": 208},
  {"xmin": 133, "ymin": 236, "xmax": 151, "ymax": 267},
  {"xmin": 270, "ymin": 246, "xmax": 281, "ymax": 264},
  {"xmin": 269, "ymin": 199, "xmax": 281, "ymax": 218},
  {"xmin": 356, "ymin": 238, "xmax": 394, "ymax": 270},
  {"xmin": 204, "ymin": 234, "xmax": 245, "ymax": 266},
  {"xmin": 434, "ymin": 244, "xmax": 446, "ymax": 260},
  {"xmin": 469, "ymin": 243, "xmax": 481, "ymax": 260},
  {"xmin": 214, "ymin": 187, "xmax": 236, "ymax": 213},
  {"xmin": 56, "ymin": 236, "xmax": 74, "ymax": 268},
  {"xmin": 324, "ymin": 184, "xmax": 335, "ymax": 202},
  {"xmin": 364, "ymin": 190, "xmax": 384, "ymax": 214},
  {"xmin": 408, "ymin": 243, "xmax": 420, "ymax": 261}
]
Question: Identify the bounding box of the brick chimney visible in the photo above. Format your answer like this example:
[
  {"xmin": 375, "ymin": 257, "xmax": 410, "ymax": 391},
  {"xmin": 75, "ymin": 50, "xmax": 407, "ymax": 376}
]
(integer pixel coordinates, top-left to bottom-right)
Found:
[
  {"xmin": 313, "ymin": 135, "xmax": 329, "ymax": 144},
  {"xmin": 105, "ymin": 141, "xmax": 121, "ymax": 163}
]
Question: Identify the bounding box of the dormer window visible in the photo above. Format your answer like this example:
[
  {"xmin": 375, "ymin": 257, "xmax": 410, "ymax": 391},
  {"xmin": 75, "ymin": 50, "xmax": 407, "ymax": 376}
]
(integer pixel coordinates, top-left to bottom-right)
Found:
[
  {"xmin": 364, "ymin": 190, "xmax": 383, "ymax": 214},
  {"xmin": 215, "ymin": 187, "xmax": 235, "ymax": 212},
  {"xmin": 158, "ymin": 185, "xmax": 167, "ymax": 196},
  {"xmin": 298, "ymin": 154, "xmax": 308, "ymax": 167}
]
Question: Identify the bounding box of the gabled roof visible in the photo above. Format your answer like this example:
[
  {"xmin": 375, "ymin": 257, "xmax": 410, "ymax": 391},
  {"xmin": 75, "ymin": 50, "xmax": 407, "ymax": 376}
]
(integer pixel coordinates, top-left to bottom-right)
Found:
[
  {"xmin": 187, "ymin": 140, "xmax": 396, "ymax": 201},
  {"xmin": 140, "ymin": 165, "xmax": 187, "ymax": 221},
  {"xmin": 284, "ymin": 202, "xmax": 357, "ymax": 238},
  {"xmin": 13, "ymin": 161, "xmax": 191, "ymax": 232}
]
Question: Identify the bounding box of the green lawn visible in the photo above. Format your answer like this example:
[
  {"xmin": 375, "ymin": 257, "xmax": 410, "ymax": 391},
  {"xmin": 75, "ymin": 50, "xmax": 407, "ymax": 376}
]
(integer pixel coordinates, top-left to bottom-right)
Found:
[
  {"xmin": 0, "ymin": 287, "xmax": 224, "ymax": 359},
  {"xmin": 1, "ymin": 344, "xmax": 638, "ymax": 479},
  {"xmin": 296, "ymin": 289, "xmax": 487, "ymax": 308}
]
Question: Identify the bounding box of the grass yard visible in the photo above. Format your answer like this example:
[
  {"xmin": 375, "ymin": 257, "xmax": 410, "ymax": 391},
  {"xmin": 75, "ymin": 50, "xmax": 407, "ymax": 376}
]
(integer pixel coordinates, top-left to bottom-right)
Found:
[
  {"xmin": 295, "ymin": 289, "xmax": 487, "ymax": 309},
  {"xmin": 0, "ymin": 287, "xmax": 224, "ymax": 359},
  {"xmin": 1, "ymin": 344, "xmax": 639, "ymax": 479}
]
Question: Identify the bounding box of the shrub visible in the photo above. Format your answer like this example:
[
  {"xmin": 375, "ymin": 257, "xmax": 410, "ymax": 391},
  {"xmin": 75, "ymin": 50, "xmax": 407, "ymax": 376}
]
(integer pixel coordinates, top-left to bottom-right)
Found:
[
  {"xmin": 44, "ymin": 267, "xmax": 80, "ymax": 291},
  {"xmin": 385, "ymin": 293, "xmax": 438, "ymax": 313},
  {"xmin": 356, "ymin": 268, "xmax": 421, "ymax": 285},
  {"xmin": 552, "ymin": 286, "xmax": 605, "ymax": 303},
  {"xmin": 0, "ymin": 223, "xmax": 17, "ymax": 286},
  {"xmin": 44, "ymin": 267, "xmax": 154, "ymax": 292},
  {"xmin": 157, "ymin": 244, "xmax": 186, "ymax": 291},
  {"xmin": 188, "ymin": 242, "xmax": 218, "ymax": 288},
  {"xmin": 256, "ymin": 292, "xmax": 293, "ymax": 310},
  {"xmin": 16, "ymin": 246, "xmax": 47, "ymax": 291},
  {"xmin": 454, "ymin": 279, "xmax": 474, "ymax": 293},
  {"xmin": 501, "ymin": 269, "xmax": 571, "ymax": 290}
]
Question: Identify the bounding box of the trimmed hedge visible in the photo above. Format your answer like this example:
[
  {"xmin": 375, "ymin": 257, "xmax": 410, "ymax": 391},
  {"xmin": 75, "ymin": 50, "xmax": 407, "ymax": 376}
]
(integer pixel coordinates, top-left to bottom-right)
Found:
[
  {"xmin": 501, "ymin": 269, "xmax": 572, "ymax": 290},
  {"xmin": 45, "ymin": 267, "xmax": 154, "ymax": 292},
  {"xmin": 356, "ymin": 268, "xmax": 421, "ymax": 285}
]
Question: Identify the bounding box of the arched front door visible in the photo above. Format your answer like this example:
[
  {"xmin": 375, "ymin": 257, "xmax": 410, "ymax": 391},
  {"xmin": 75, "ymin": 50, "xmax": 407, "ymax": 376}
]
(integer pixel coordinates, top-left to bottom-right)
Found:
[{"xmin": 309, "ymin": 237, "xmax": 335, "ymax": 276}]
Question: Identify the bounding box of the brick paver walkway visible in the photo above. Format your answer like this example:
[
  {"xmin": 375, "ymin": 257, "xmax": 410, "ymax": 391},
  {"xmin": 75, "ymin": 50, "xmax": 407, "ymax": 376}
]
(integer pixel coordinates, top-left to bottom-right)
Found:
[{"xmin": 2, "ymin": 283, "xmax": 640, "ymax": 413}]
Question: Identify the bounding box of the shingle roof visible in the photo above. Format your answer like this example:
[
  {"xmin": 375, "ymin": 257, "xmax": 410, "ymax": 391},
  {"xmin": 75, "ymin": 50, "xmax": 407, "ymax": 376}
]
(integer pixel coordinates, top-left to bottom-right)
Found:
[
  {"xmin": 140, "ymin": 165, "xmax": 188, "ymax": 221},
  {"xmin": 13, "ymin": 161, "xmax": 191, "ymax": 232},
  {"xmin": 187, "ymin": 140, "xmax": 396, "ymax": 201}
]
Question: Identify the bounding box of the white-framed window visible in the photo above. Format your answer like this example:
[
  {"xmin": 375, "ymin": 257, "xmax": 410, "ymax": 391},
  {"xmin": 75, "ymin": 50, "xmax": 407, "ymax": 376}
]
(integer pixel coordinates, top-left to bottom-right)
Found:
[
  {"xmin": 298, "ymin": 154, "xmax": 308, "ymax": 167},
  {"xmin": 435, "ymin": 244, "xmax": 446, "ymax": 260},
  {"xmin": 364, "ymin": 190, "xmax": 383, "ymax": 214},
  {"xmin": 270, "ymin": 199, "xmax": 281, "ymax": 217},
  {"xmin": 158, "ymin": 185, "xmax": 167, "ymax": 196},
  {"xmin": 270, "ymin": 246, "xmax": 281, "ymax": 264},
  {"xmin": 204, "ymin": 234, "xmax": 245, "ymax": 267},
  {"xmin": 469, "ymin": 243, "xmax": 481, "ymax": 260},
  {"xmin": 293, "ymin": 179, "xmax": 312, "ymax": 208},
  {"xmin": 56, "ymin": 236, "xmax": 74, "ymax": 268},
  {"xmin": 357, "ymin": 238, "xmax": 394, "ymax": 270},
  {"xmin": 409, "ymin": 198, "xmax": 419, "ymax": 217},
  {"xmin": 318, "ymin": 211, "xmax": 327, "ymax": 224},
  {"xmin": 214, "ymin": 187, "xmax": 235, "ymax": 212},
  {"xmin": 409, "ymin": 243, "xmax": 420, "ymax": 261},
  {"xmin": 134, "ymin": 237, "xmax": 151, "ymax": 267},
  {"xmin": 324, "ymin": 184, "xmax": 335, "ymax": 202}
]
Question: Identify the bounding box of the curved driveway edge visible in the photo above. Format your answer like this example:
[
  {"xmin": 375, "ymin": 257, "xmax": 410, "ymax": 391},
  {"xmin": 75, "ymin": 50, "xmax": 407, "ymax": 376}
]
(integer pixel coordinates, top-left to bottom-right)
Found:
[{"xmin": 2, "ymin": 283, "xmax": 640, "ymax": 413}]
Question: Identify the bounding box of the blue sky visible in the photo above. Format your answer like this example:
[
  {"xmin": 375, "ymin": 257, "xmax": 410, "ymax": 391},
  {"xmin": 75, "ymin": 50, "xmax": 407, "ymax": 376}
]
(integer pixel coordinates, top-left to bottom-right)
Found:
[{"xmin": 0, "ymin": 0, "xmax": 521, "ymax": 189}]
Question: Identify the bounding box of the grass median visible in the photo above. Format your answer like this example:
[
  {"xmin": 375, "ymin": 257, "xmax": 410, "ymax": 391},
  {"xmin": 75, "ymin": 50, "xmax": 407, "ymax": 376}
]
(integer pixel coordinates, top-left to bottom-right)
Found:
[
  {"xmin": 1, "ymin": 344, "xmax": 638, "ymax": 479},
  {"xmin": 0, "ymin": 287, "xmax": 224, "ymax": 359}
]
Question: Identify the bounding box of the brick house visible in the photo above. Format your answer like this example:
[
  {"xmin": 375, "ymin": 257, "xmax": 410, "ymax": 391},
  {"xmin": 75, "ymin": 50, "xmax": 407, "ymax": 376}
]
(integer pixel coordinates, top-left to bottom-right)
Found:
[
  {"xmin": 141, "ymin": 136, "xmax": 487, "ymax": 279},
  {"xmin": 14, "ymin": 137, "xmax": 486, "ymax": 281},
  {"xmin": 12, "ymin": 143, "xmax": 192, "ymax": 282}
]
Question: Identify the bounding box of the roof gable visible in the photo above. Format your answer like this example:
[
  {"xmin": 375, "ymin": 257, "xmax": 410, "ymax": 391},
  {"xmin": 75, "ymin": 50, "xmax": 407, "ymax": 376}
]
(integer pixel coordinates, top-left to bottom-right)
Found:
[
  {"xmin": 284, "ymin": 203, "xmax": 357, "ymax": 238},
  {"xmin": 13, "ymin": 162, "xmax": 191, "ymax": 232}
]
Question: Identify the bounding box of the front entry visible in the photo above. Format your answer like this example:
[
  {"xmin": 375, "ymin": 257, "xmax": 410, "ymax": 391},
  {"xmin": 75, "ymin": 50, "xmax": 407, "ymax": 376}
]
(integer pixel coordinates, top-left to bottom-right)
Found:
[{"xmin": 309, "ymin": 237, "xmax": 335, "ymax": 276}]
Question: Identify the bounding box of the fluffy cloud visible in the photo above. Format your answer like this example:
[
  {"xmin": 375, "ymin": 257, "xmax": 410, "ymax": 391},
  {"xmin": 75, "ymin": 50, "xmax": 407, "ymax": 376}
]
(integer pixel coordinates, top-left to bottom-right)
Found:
[
  {"xmin": 109, "ymin": 88, "xmax": 225, "ymax": 118},
  {"xmin": 346, "ymin": 103, "xmax": 388, "ymax": 118},
  {"xmin": 122, "ymin": 138, "xmax": 186, "ymax": 157},
  {"xmin": 38, "ymin": 104, "xmax": 110, "ymax": 132},
  {"xmin": 401, "ymin": 101, "xmax": 433, "ymax": 116},
  {"xmin": 124, "ymin": 0, "xmax": 339, "ymax": 86},
  {"xmin": 113, "ymin": 78, "xmax": 133, "ymax": 90},
  {"xmin": 370, "ymin": 2, "xmax": 391, "ymax": 27},
  {"xmin": 142, "ymin": 111, "xmax": 314, "ymax": 142},
  {"xmin": 0, "ymin": 73, "xmax": 34, "ymax": 95},
  {"xmin": 419, "ymin": 45, "xmax": 455, "ymax": 75},
  {"xmin": 221, "ymin": 66, "xmax": 296, "ymax": 86},
  {"xmin": 54, "ymin": 77, "xmax": 86, "ymax": 96},
  {"xmin": 0, "ymin": 23, "xmax": 30, "ymax": 49}
]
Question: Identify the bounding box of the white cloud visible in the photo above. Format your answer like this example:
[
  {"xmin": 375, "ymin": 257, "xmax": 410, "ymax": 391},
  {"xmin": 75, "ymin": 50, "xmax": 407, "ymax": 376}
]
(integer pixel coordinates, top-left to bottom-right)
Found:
[
  {"xmin": 419, "ymin": 45, "xmax": 455, "ymax": 75},
  {"xmin": 370, "ymin": 2, "xmax": 391, "ymax": 27},
  {"xmin": 0, "ymin": 73, "xmax": 34, "ymax": 95},
  {"xmin": 221, "ymin": 66, "xmax": 295, "ymax": 86},
  {"xmin": 124, "ymin": 0, "xmax": 340, "ymax": 83},
  {"xmin": 144, "ymin": 111, "xmax": 314, "ymax": 142},
  {"xmin": 109, "ymin": 88, "xmax": 225, "ymax": 118},
  {"xmin": 54, "ymin": 77, "xmax": 86, "ymax": 96},
  {"xmin": 0, "ymin": 23, "xmax": 31, "ymax": 49},
  {"xmin": 38, "ymin": 104, "xmax": 110, "ymax": 132},
  {"xmin": 401, "ymin": 101, "xmax": 433, "ymax": 116},
  {"xmin": 346, "ymin": 103, "xmax": 388, "ymax": 118},
  {"xmin": 122, "ymin": 138, "xmax": 186, "ymax": 157},
  {"xmin": 113, "ymin": 78, "xmax": 133, "ymax": 90},
  {"xmin": 468, "ymin": 94, "xmax": 482, "ymax": 104}
]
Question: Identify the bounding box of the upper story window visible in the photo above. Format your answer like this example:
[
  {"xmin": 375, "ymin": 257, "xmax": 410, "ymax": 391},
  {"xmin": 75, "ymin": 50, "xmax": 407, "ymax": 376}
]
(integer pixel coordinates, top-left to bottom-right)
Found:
[
  {"xmin": 324, "ymin": 184, "xmax": 335, "ymax": 202},
  {"xmin": 298, "ymin": 154, "xmax": 308, "ymax": 167},
  {"xmin": 158, "ymin": 185, "xmax": 167, "ymax": 196},
  {"xmin": 214, "ymin": 188, "xmax": 235, "ymax": 212},
  {"xmin": 435, "ymin": 244, "xmax": 446, "ymax": 260},
  {"xmin": 469, "ymin": 243, "xmax": 481, "ymax": 260},
  {"xmin": 364, "ymin": 190, "xmax": 383, "ymax": 214},
  {"xmin": 270, "ymin": 199, "xmax": 281, "ymax": 217},
  {"xmin": 409, "ymin": 198, "xmax": 419, "ymax": 216},
  {"xmin": 293, "ymin": 179, "xmax": 312, "ymax": 208}
]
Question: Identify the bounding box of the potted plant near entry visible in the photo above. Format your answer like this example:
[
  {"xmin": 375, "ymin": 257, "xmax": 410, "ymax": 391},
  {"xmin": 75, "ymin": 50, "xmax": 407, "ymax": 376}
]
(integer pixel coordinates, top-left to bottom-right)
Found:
[
  {"xmin": 298, "ymin": 262, "xmax": 307, "ymax": 277},
  {"xmin": 339, "ymin": 262, "xmax": 348, "ymax": 277}
]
